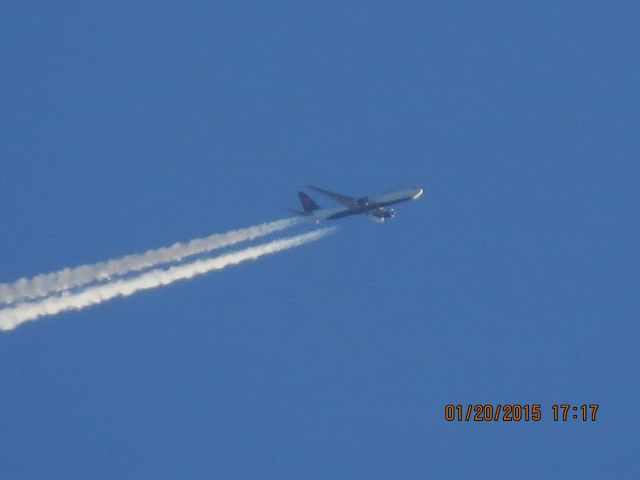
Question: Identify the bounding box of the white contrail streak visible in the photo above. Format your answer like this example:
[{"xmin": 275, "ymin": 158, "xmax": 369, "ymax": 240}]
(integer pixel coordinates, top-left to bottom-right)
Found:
[
  {"xmin": 0, "ymin": 218, "xmax": 299, "ymax": 306},
  {"xmin": 0, "ymin": 228, "xmax": 333, "ymax": 331}
]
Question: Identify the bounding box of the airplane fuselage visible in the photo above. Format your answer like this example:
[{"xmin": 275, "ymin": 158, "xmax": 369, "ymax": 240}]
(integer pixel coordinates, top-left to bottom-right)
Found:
[{"xmin": 307, "ymin": 186, "xmax": 423, "ymax": 222}]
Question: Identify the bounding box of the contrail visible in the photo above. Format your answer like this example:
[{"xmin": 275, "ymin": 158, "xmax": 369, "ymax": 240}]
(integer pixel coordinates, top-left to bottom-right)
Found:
[
  {"xmin": 0, "ymin": 218, "xmax": 299, "ymax": 306},
  {"xmin": 0, "ymin": 228, "xmax": 333, "ymax": 332}
]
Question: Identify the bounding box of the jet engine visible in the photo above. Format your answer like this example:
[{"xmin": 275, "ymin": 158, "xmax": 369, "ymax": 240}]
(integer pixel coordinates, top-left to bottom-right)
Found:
[{"xmin": 371, "ymin": 208, "xmax": 395, "ymax": 220}]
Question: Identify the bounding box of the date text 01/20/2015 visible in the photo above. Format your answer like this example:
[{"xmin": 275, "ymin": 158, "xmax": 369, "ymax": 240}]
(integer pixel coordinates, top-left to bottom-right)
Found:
[{"xmin": 444, "ymin": 404, "xmax": 599, "ymax": 422}]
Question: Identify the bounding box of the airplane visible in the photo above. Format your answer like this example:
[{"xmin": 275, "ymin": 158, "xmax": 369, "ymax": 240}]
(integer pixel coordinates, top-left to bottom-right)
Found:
[{"xmin": 291, "ymin": 185, "xmax": 424, "ymax": 223}]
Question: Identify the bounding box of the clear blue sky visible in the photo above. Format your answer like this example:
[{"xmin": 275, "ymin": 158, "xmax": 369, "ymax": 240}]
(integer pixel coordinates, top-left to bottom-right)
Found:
[{"xmin": 1, "ymin": 2, "xmax": 638, "ymax": 478}]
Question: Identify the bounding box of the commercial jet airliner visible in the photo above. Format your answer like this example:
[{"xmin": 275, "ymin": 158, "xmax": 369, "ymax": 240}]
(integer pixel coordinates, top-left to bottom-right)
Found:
[{"xmin": 291, "ymin": 185, "xmax": 424, "ymax": 223}]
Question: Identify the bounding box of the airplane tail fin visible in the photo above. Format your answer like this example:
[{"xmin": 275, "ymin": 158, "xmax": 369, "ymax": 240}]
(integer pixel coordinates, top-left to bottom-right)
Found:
[{"xmin": 298, "ymin": 192, "xmax": 321, "ymax": 213}]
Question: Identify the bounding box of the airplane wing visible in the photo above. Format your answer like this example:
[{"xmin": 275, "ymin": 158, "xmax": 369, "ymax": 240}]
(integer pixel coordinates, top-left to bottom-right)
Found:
[{"xmin": 308, "ymin": 185, "xmax": 356, "ymax": 207}]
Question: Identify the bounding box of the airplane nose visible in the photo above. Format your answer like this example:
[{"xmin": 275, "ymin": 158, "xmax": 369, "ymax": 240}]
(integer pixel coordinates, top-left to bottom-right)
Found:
[{"xmin": 412, "ymin": 187, "xmax": 424, "ymax": 200}]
